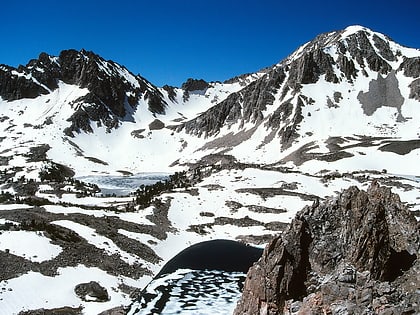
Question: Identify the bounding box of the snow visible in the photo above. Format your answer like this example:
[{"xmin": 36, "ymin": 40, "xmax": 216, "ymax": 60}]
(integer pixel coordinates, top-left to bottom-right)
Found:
[
  {"xmin": 0, "ymin": 219, "xmax": 18, "ymax": 225},
  {"xmin": 0, "ymin": 265, "xmax": 147, "ymax": 315},
  {"xmin": 44, "ymin": 205, "xmax": 111, "ymax": 217},
  {"xmin": 43, "ymin": 204, "xmax": 155, "ymax": 225},
  {"xmin": 0, "ymin": 204, "xmax": 33, "ymax": 211},
  {"xmin": 0, "ymin": 231, "xmax": 62, "ymax": 262},
  {"xmin": 340, "ymin": 25, "xmax": 369, "ymax": 38}
]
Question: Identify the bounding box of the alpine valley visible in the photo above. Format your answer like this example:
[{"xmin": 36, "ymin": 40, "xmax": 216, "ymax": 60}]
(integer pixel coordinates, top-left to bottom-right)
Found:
[{"xmin": 0, "ymin": 25, "xmax": 419, "ymax": 314}]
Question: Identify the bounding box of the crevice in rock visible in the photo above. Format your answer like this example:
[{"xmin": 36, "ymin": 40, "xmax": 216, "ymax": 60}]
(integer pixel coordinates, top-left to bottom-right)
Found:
[{"xmin": 383, "ymin": 249, "xmax": 417, "ymax": 282}]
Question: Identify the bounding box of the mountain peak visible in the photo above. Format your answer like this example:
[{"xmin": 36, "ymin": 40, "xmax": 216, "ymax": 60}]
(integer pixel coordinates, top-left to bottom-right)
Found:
[
  {"xmin": 285, "ymin": 25, "xmax": 395, "ymax": 64},
  {"xmin": 0, "ymin": 48, "xmax": 169, "ymax": 135},
  {"xmin": 341, "ymin": 24, "xmax": 371, "ymax": 36}
]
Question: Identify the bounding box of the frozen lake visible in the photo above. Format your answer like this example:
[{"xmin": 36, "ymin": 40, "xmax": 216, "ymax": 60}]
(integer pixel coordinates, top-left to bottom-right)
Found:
[
  {"xmin": 77, "ymin": 173, "xmax": 170, "ymax": 196},
  {"xmin": 129, "ymin": 269, "xmax": 246, "ymax": 315},
  {"xmin": 128, "ymin": 240, "xmax": 262, "ymax": 315}
]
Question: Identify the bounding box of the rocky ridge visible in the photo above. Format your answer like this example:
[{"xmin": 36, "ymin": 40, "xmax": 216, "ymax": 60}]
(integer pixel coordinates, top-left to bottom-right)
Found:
[
  {"xmin": 234, "ymin": 182, "xmax": 419, "ymax": 314},
  {"xmin": 176, "ymin": 26, "xmax": 420, "ymax": 151},
  {"xmin": 0, "ymin": 49, "xmax": 167, "ymax": 135}
]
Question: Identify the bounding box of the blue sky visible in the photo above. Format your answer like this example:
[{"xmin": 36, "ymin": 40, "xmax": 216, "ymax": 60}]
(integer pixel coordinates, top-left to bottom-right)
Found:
[{"xmin": 1, "ymin": 0, "xmax": 419, "ymax": 87}]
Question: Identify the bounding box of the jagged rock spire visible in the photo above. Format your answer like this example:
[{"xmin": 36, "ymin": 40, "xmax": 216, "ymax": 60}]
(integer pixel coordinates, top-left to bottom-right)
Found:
[{"xmin": 234, "ymin": 183, "xmax": 419, "ymax": 314}]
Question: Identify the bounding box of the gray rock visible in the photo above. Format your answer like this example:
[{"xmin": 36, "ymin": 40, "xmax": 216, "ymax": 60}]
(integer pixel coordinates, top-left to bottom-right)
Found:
[
  {"xmin": 74, "ymin": 281, "xmax": 109, "ymax": 302},
  {"xmin": 357, "ymin": 70, "xmax": 404, "ymax": 117},
  {"xmin": 234, "ymin": 183, "xmax": 419, "ymax": 315}
]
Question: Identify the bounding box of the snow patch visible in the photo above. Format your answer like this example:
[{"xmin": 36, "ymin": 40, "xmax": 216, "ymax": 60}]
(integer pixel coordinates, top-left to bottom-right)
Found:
[{"xmin": 0, "ymin": 231, "xmax": 62, "ymax": 262}]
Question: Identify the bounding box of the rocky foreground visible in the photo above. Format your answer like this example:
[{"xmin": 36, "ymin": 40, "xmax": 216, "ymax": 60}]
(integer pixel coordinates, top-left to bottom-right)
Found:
[{"xmin": 234, "ymin": 182, "xmax": 419, "ymax": 314}]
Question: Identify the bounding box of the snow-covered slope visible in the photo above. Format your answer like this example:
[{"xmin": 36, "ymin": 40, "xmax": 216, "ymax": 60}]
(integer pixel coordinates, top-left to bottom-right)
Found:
[
  {"xmin": 0, "ymin": 50, "xmax": 265, "ymax": 176},
  {"xmin": 0, "ymin": 25, "xmax": 419, "ymax": 314}
]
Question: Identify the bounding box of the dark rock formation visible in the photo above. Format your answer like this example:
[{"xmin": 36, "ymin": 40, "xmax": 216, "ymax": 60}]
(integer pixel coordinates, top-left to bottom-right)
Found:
[
  {"xmin": 181, "ymin": 78, "xmax": 209, "ymax": 92},
  {"xmin": 288, "ymin": 50, "xmax": 338, "ymax": 88},
  {"xmin": 162, "ymin": 84, "xmax": 177, "ymax": 102},
  {"xmin": 18, "ymin": 306, "xmax": 83, "ymax": 315},
  {"xmin": 398, "ymin": 57, "xmax": 420, "ymax": 78},
  {"xmin": 148, "ymin": 119, "xmax": 165, "ymax": 130},
  {"xmin": 74, "ymin": 281, "xmax": 109, "ymax": 302},
  {"xmin": 0, "ymin": 66, "xmax": 48, "ymax": 101},
  {"xmin": 409, "ymin": 78, "xmax": 420, "ymax": 101},
  {"xmin": 177, "ymin": 68, "xmax": 286, "ymax": 137},
  {"xmin": 399, "ymin": 57, "xmax": 420, "ymax": 101},
  {"xmin": 181, "ymin": 78, "xmax": 209, "ymax": 101},
  {"xmin": 98, "ymin": 307, "xmax": 126, "ymax": 315},
  {"xmin": 341, "ymin": 30, "xmax": 392, "ymax": 75},
  {"xmin": 234, "ymin": 182, "xmax": 419, "ymax": 315}
]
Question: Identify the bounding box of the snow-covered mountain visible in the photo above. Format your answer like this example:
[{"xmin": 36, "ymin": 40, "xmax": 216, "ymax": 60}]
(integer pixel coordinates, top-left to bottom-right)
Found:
[
  {"xmin": 0, "ymin": 25, "xmax": 419, "ymax": 314},
  {"xmin": 175, "ymin": 25, "xmax": 420, "ymax": 172},
  {"xmin": 1, "ymin": 26, "xmax": 419, "ymax": 177},
  {"xmin": 0, "ymin": 48, "xmax": 266, "ymax": 175}
]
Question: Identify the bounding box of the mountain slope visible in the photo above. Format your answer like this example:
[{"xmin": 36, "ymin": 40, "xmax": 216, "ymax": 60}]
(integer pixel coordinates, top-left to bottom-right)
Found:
[
  {"xmin": 0, "ymin": 49, "xmax": 168, "ymax": 134},
  {"xmin": 174, "ymin": 25, "xmax": 420, "ymax": 173}
]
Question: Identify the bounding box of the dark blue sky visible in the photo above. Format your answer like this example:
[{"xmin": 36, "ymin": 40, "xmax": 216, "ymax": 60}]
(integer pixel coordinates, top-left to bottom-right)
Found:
[{"xmin": 1, "ymin": 0, "xmax": 419, "ymax": 87}]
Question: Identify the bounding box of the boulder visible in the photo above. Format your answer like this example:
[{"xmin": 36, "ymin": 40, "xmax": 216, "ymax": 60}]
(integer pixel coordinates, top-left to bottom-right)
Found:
[{"xmin": 74, "ymin": 281, "xmax": 109, "ymax": 302}]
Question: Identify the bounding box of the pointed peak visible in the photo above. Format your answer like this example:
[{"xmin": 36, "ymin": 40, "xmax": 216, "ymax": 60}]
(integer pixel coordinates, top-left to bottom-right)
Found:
[{"xmin": 341, "ymin": 25, "xmax": 372, "ymax": 36}]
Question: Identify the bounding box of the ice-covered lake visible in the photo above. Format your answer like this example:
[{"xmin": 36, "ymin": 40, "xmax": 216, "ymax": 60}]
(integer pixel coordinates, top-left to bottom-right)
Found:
[
  {"xmin": 77, "ymin": 173, "xmax": 170, "ymax": 196},
  {"xmin": 128, "ymin": 269, "xmax": 245, "ymax": 315},
  {"xmin": 129, "ymin": 240, "xmax": 262, "ymax": 314}
]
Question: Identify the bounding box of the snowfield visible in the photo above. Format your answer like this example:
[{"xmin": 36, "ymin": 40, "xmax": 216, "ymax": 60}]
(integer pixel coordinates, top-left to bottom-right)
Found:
[
  {"xmin": 0, "ymin": 230, "xmax": 62, "ymax": 263},
  {"xmin": 0, "ymin": 265, "xmax": 147, "ymax": 315}
]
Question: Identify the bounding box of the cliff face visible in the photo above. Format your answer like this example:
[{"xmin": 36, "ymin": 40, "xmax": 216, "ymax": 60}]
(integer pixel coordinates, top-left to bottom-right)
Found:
[{"xmin": 234, "ymin": 182, "xmax": 420, "ymax": 315}]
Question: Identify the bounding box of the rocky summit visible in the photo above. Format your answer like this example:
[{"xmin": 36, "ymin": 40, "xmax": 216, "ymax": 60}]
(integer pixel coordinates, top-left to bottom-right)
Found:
[{"xmin": 234, "ymin": 182, "xmax": 419, "ymax": 315}]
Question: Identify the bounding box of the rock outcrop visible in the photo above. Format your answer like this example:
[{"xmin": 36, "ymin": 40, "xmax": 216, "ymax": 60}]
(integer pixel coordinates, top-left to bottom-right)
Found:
[
  {"xmin": 234, "ymin": 182, "xmax": 419, "ymax": 314},
  {"xmin": 74, "ymin": 281, "xmax": 110, "ymax": 302}
]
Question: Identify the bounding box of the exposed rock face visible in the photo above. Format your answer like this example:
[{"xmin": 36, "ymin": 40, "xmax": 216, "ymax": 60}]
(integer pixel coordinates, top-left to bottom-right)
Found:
[
  {"xmin": 181, "ymin": 78, "xmax": 209, "ymax": 92},
  {"xmin": 178, "ymin": 68, "xmax": 286, "ymax": 137},
  {"xmin": 234, "ymin": 182, "xmax": 419, "ymax": 315},
  {"xmin": 181, "ymin": 78, "xmax": 209, "ymax": 101}
]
